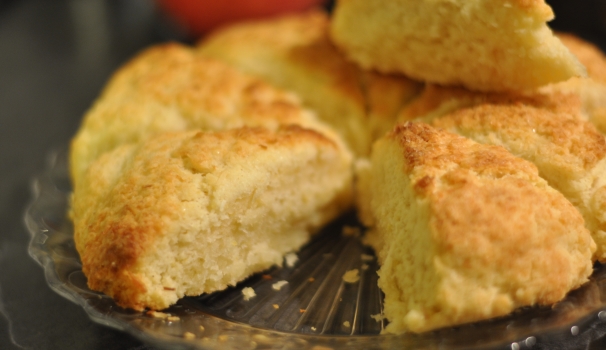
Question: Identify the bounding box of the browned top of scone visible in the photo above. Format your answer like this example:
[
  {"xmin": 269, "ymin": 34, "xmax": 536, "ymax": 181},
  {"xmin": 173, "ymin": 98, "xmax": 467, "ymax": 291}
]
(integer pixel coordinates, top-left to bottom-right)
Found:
[
  {"xmin": 70, "ymin": 42, "xmax": 339, "ymax": 187},
  {"xmin": 99, "ymin": 43, "xmax": 308, "ymax": 126},
  {"xmin": 388, "ymin": 122, "xmax": 539, "ymax": 187},
  {"xmin": 429, "ymin": 97, "xmax": 606, "ymax": 171},
  {"xmin": 383, "ymin": 122, "xmax": 593, "ymax": 309}
]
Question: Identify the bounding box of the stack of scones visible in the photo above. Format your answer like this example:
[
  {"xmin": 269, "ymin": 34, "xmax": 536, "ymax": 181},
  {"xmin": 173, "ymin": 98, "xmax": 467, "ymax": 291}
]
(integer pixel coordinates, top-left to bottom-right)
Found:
[{"xmin": 70, "ymin": 0, "xmax": 606, "ymax": 334}]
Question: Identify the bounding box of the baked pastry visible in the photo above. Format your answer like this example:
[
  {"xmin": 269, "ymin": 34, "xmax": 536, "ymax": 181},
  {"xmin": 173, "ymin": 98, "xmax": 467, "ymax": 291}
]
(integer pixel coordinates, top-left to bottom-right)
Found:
[
  {"xmin": 430, "ymin": 102, "xmax": 606, "ymax": 262},
  {"xmin": 198, "ymin": 10, "xmax": 421, "ymax": 156},
  {"xmin": 72, "ymin": 126, "xmax": 353, "ymax": 311},
  {"xmin": 70, "ymin": 43, "xmax": 346, "ymax": 188},
  {"xmin": 362, "ymin": 122, "xmax": 595, "ymax": 333},
  {"xmin": 330, "ymin": 0, "xmax": 585, "ymax": 92},
  {"xmin": 399, "ymin": 87, "xmax": 606, "ymax": 261},
  {"xmin": 398, "ymin": 84, "xmax": 580, "ymax": 123},
  {"xmin": 541, "ymin": 33, "xmax": 606, "ymax": 133}
]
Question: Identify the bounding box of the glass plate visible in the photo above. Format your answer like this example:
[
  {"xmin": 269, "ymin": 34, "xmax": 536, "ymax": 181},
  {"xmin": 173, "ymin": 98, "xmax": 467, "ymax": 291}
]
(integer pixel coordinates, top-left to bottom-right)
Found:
[{"xmin": 24, "ymin": 149, "xmax": 606, "ymax": 350}]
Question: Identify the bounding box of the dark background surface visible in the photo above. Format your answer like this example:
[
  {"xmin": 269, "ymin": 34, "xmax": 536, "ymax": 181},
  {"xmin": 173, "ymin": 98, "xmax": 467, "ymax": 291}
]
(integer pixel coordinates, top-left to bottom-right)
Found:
[{"xmin": 1, "ymin": 0, "xmax": 606, "ymax": 349}]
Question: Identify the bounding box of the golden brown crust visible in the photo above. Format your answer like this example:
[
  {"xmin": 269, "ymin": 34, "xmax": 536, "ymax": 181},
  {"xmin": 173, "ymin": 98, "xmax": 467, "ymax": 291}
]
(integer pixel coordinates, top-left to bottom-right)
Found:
[
  {"xmin": 428, "ymin": 97, "xmax": 606, "ymax": 171},
  {"xmin": 401, "ymin": 87, "xmax": 606, "ymax": 260},
  {"xmin": 70, "ymin": 42, "xmax": 342, "ymax": 187},
  {"xmin": 98, "ymin": 44, "xmax": 304, "ymax": 120},
  {"xmin": 402, "ymin": 90, "xmax": 606, "ymax": 261},
  {"xmin": 398, "ymin": 84, "xmax": 606, "ymax": 172},
  {"xmin": 368, "ymin": 122, "xmax": 594, "ymax": 333},
  {"xmin": 389, "ymin": 122, "xmax": 538, "ymax": 179},
  {"xmin": 74, "ymin": 126, "xmax": 352, "ymax": 310}
]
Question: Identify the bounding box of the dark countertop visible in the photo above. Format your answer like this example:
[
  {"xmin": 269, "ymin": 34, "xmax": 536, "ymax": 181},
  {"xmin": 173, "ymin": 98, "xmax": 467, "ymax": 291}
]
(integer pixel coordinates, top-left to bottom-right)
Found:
[
  {"xmin": 0, "ymin": 1, "xmax": 169, "ymax": 348},
  {"xmin": 1, "ymin": 0, "xmax": 606, "ymax": 349}
]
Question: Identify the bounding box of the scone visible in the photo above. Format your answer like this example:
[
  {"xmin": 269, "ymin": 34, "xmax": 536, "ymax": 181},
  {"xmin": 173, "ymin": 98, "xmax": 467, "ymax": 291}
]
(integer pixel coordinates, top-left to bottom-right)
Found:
[
  {"xmin": 542, "ymin": 33, "xmax": 606, "ymax": 133},
  {"xmin": 401, "ymin": 91, "xmax": 606, "ymax": 261},
  {"xmin": 398, "ymin": 84, "xmax": 580, "ymax": 123},
  {"xmin": 198, "ymin": 10, "xmax": 421, "ymax": 156},
  {"xmin": 70, "ymin": 42, "xmax": 347, "ymax": 187},
  {"xmin": 363, "ymin": 122, "xmax": 594, "ymax": 333},
  {"xmin": 330, "ymin": 0, "xmax": 585, "ymax": 92},
  {"xmin": 72, "ymin": 126, "xmax": 353, "ymax": 311}
]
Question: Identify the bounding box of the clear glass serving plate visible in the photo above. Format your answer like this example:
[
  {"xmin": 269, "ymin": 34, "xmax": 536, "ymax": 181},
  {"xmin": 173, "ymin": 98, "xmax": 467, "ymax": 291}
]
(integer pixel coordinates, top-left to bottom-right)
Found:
[{"xmin": 24, "ymin": 149, "xmax": 606, "ymax": 350}]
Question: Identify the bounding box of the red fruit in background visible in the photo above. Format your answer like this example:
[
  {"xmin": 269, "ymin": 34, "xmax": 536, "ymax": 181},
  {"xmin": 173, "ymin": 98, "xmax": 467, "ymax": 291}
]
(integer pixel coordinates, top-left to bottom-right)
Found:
[{"xmin": 156, "ymin": 0, "xmax": 328, "ymax": 37}]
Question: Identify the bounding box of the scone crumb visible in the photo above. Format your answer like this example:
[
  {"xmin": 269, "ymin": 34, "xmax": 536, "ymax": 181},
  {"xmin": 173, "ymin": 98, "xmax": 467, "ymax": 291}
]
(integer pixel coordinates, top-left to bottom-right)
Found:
[
  {"xmin": 199, "ymin": 325, "xmax": 205, "ymax": 331},
  {"xmin": 371, "ymin": 313, "xmax": 385, "ymax": 322},
  {"xmin": 253, "ymin": 334, "xmax": 272, "ymax": 344},
  {"xmin": 342, "ymin": 269, "xmax": 360, "ymax": 283},
  {"xmin": 342, "ymin": 226, "xmax": 361, "ymax": 237},
  {"xmin": 147, "ymin": 311, "xmax": 169, "ymax": 319},
  {"xmin": 184, "ymin": 332, "xmax": 195, "ymax": 340},
  {"xmin": 285, "ymin": 253, "xmax": 299, "ymax": 267},
  {"xmin": 272, "ymin": 304, "xmax": 280, "ymax": 309},
  {"xmin": 343, "ymin": 321, "xmax": 351, "ymax": 328},
  {"xmin": 242, "ymin": 287, "xmax": 256, "ymax": 301},
  {"xmin": 219, "ymin": 335, "xmax": 229, "ymax": 342},
  {"xmin": 167, "ymin": 316, "xmax": 180, "ymax": 322},
  {"xmin": 361, "ymin": 254, "xmax": 374, "ymax": 261},
  {"xmin": 361, "ymin": 264, "xmax": 369, "ymax": 271},
  {"xmin": 272, "ymin": 280, "xmax": 289, "ymax": 291},
  {"xmin": 311, "ymin": 326, "xmax": 317, "ymax": 331}
]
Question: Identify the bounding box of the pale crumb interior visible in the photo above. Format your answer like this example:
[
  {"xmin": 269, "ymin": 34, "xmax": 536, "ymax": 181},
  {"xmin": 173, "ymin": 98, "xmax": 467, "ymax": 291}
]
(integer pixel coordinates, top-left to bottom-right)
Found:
[
  {"xmin": 135, "ymin": 142, "xmax": 351, "ymax": 308},
  {"xmin": 367, "ymin": 140, "xmax": 440, "ymax": 333}
]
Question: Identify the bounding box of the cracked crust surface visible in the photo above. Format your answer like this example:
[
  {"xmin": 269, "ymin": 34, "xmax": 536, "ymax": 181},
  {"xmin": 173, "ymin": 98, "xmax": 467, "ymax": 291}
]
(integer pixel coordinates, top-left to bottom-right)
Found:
[
  {"xmin": 365, "ymin": 122, "xmax": 594, "ymax": 333},
  {"xmin": 70, "ymin": 42, "xmax": 344, "ymax": 188},
  {"xmin": 330, "ymin": 0, "xmax": 585, "ymax": 92},
  {"xmin": 398, "ymin": 86, "xmax": 606, "ymax": 261},
  {"xmin": 72, "ymin": 126, "xmax": 353, "ymax": 311},
  {"xmin": 429, "ymin": 102, "xmax": 606, "ymax": 261},
  {"xmin": 429, "ymin": 96, "xmax": 606, "ymax": 174}
]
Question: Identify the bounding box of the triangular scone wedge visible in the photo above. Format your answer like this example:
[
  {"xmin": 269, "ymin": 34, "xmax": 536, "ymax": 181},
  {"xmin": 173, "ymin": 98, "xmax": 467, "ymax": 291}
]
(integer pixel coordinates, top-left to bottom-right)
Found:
[
  {"xmin": 363, "ymin": 122, "xmax": 594, "ymax": 333},
  {"xmin": 330, "ymin": 0, "xmax": 586, "ymax": 92},
  {"xmin": 72, "ymin": 126, "xmax": 353, "ymax": 311},
  {"xmin": 70, "ymin": 43, "xmax": 347, "ymax": 188},
  {"xmin": 198, "ymin": 10, "xmax": 422, "ymax": 156},
  {"xmin": 399, "ymin": 87, "xmax": 606, "ymax": 261},
  {"xmin": 541, "ymin": 33, "xmax": 606, "ymax": 134}
]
